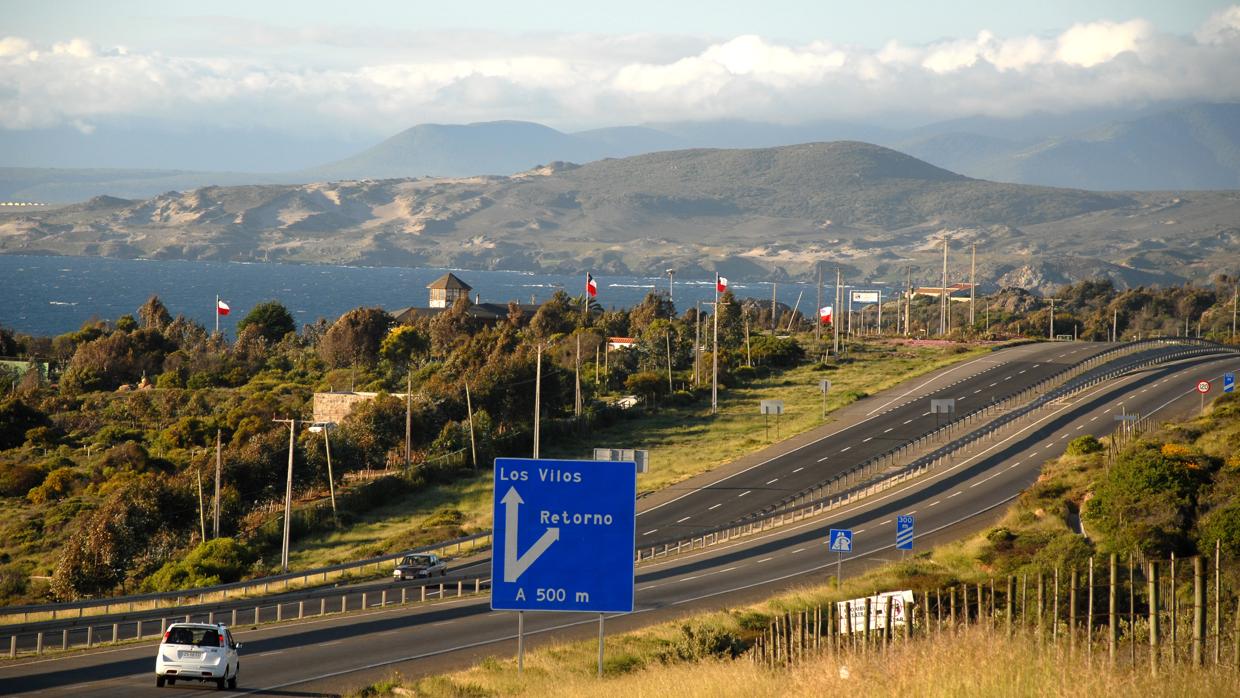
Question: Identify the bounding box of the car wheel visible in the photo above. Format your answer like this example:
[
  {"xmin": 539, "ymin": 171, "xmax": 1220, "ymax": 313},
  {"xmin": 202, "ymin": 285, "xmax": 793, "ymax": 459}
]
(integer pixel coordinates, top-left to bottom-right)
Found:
[
  {"xmin": 156, "ymin": 676, "xmax": 165, "ymax": 688},
  {"xmin": 228, "ymin": 671, "xmax": 238, "ymax": 690},
  {"xmin": 217, "ymin": 676, "xmax": 227, "ymax": 690}
]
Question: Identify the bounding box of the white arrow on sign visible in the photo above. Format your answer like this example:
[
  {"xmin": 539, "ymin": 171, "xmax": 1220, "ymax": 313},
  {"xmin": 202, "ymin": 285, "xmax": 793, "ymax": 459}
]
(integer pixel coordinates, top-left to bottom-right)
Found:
[{"xmin": 501, "ymin": 486, "xmax": 560, "ymax": 583}]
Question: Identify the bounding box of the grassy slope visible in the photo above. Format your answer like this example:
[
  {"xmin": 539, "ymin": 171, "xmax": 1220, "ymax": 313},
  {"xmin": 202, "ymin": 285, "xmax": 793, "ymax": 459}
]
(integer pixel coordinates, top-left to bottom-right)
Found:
[{"xmin": 287, "ymin": 342, "xmax": 985, "ymax": 569}]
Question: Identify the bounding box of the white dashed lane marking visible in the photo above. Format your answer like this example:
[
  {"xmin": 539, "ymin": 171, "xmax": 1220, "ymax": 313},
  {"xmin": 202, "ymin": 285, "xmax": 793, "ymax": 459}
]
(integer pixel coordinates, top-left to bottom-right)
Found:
[
  {"xmin": 676, "ymin": 516, "xmax": 691, "ymax": 523},
  {"xmin": 766, "ymin": 478, "xmax": 779, "ymax": 485}
]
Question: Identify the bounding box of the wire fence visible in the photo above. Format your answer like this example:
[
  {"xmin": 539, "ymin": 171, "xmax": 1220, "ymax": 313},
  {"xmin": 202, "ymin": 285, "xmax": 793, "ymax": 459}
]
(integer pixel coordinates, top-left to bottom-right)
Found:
[{"xmin": 753, "ymin": 550, "xmax": 1240, "ymax": 677}]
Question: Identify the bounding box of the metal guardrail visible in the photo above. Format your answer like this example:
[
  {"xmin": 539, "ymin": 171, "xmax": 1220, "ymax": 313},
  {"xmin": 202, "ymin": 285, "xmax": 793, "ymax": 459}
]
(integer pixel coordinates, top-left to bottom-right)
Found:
[
  {"xmin": 0, "ymin": 531, "xmax": 493, "ymax": 626},
  {"xmin": 634, "ymin": 339, "xmax": 1238, "ymax": 561},
  {"xmin": 4, "ymin": 576, "xmax": 494, "ymax": 658}
]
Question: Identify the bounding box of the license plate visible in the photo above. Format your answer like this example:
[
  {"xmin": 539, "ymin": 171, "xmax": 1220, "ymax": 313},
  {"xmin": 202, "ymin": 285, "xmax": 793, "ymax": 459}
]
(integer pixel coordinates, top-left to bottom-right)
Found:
[{"xmin": 178, "ymin": 650, "xmax": 202, "ymax": 659}]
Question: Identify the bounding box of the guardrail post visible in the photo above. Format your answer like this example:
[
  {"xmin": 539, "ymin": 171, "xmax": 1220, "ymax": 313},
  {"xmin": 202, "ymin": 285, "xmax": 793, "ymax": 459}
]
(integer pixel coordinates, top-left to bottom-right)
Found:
[
  {"xmin": 136, "ymin": 620, "xmax": 142, "ymax": 639},
  {"xmin": 401, "ymin": 587, "xmax": 407, "ymax": 605},
  {"xmin": 208, "ymin": 611, "xmax": 214, "ymax": 625},
  {"xmin": 231, "ymin": 608, "xmax": 237, "ymax": 627},
  {"xmin": 421, "ymin": 586, "xmax": 427, "ymax": 603},
  {"xmin": 362, "ymin": 592, "xmax": 368, "ymax": 609},
  {"xmin": 475, "ymin": 578, "xmax": 481, "ymax": 594},
  {"xmin": 61, "ymin": 628, "xmax": 68, "ymax": 650},
  {"xmin": 276, "ymin": 604, "xmax": 283, "ymax": 622},
  {"xmin": 254, "ymin": 607, "xmax": 260, "ymax": 625},
  {"xmin": 381, "ymin": 590, "xmax": 387, "ymax": 607},
  {"xmin": 183, "ymin": 614, "xmax": 190, "ymax": 624},
  {"xmin": 341, "ymin": 595, "xmax": 347, "ymax": 613},
  {"xmin": 8, "ymin": 635, "xmax": 14, "ymax": 657},
  {"xmin": 86, "ymin": 626, "xmax": 93, "ymax": 648},
  {"xmin": 35, "ymin": 631, "xmax": 43, "ymax": 655},
  {"xmin": 438, "ymin": 582, "xmax": 444, "ymax": 599},
  {"xmin": 298, "ymin": 601, "xmax": 305, "ymax": 619}
]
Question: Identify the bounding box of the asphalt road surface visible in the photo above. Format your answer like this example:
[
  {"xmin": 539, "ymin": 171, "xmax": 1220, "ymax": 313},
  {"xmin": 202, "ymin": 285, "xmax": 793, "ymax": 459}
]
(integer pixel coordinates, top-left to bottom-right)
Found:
[{"xmin": 1, "ymin": 345, "xmax": 1232, "ymax": 697}]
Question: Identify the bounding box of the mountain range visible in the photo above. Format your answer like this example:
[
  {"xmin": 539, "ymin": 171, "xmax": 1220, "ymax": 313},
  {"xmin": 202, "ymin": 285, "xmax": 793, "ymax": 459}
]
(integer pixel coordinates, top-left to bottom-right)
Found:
[
  {"xmin": 3, "ymin": 141, "xmax": 1237, "ymax": 294},
  {"xmin": 2, "ymin": 102, "xmax": 1239, "ymax": 203}
]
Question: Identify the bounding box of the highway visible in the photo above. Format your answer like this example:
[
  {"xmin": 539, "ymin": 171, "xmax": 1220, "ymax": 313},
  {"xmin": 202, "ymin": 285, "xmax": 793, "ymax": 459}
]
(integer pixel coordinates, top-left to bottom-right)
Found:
[{"xmin": 0, "ymin": 343, "xmax": 1234, "ymax": 697}]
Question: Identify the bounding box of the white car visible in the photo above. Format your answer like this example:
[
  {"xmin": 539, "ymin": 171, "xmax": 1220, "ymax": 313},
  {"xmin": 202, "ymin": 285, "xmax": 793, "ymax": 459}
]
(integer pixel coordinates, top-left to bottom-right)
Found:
[{"xmin": 155, "ymin": 622, "xmax": 241, "ymax": 690}]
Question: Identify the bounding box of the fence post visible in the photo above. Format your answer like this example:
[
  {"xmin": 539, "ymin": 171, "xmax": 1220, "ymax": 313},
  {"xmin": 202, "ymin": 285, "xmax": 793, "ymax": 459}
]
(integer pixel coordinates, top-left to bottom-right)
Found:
[
  {"xmin": 1116, "ymin": 555, "xmax": 1125, "ymax": 664},
  {"xmin": 1149, "ymin": 560, "xmax": 1160, "ymax": 677},
  {"xmin": 1069, "ymin": 567, "xmax": 1077, "ymax": 656},
  {"xmin": 1006, "ymin": 576, "xmax": 1014, "ymax": 637},
  {"xmin": 1193, "ymin": 556, "xmax": 1204, "ymax": 667}
]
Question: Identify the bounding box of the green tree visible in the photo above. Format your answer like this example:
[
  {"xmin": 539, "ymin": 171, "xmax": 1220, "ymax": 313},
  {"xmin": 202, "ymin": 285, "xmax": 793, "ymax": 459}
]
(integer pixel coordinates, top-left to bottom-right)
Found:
[
  {"xmin": 318, "ymin": 307, "xmax": 394, "ymax": 368},
  {"xmin": 380, "ymin": 325, "xmax": 431, "ymax": 368},
  {"xmin": 138, "ymin": 295, "xmax": 172, "ymax": 331},
  {"xmin": 237, "ymin": 301, "xmax": 296, "ymax": 344}
]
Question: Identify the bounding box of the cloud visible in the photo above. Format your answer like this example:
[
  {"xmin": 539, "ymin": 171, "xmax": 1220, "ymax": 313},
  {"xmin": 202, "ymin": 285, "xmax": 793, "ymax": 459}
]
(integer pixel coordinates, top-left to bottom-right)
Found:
[{"xmin": 1, "ymin": 9, "xmax": 1239, "ymax": 135}]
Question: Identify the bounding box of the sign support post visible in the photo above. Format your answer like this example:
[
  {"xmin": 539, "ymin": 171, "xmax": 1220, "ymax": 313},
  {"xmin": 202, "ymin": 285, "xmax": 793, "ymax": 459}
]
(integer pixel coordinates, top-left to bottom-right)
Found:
[
  {"xmin": 517, "ymin": 611, "xmax": 524, "ymax": 673},
  {"xmin": 598, "ymin": 614, "xmax": 605, "ymax": 677}
]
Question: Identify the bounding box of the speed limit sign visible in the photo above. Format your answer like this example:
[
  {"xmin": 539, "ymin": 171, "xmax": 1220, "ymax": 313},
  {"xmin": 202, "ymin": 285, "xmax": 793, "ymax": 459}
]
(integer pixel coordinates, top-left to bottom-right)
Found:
[{"xmin": 1197, "ymin": 380, "xmax": 1211, "ymax": 394}]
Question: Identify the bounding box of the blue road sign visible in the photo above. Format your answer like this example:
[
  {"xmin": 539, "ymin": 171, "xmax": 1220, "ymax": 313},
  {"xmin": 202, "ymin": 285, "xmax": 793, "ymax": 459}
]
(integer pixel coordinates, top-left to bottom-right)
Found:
[
  {"xmin": 491, "ymin": 458, "xmax": 636, "ymax": 613},
  {"xmin": 829, "ymin": 528, "xmax": 853, "ymax": 553},
  {"xmin": 896, "ymin": 515, "xmax": 914, "ymax": 551},
  {"xmin": 1225, "ymin": 372, "xmax": 1236, "ymax": 393}
]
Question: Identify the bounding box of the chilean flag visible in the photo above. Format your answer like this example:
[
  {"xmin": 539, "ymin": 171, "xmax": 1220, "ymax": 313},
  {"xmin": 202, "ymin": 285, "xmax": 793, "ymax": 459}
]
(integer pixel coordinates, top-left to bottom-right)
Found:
[
  {"xmin": 818, "ymin": 306, "xmax": 833, "ymax": 324},
  {"xmin": 586, "ymin": 273, "xmax": 598, "ymax": 298},
  {"xmin": 715, "ymin": 274, "xmax": 728, "ymax": 293},
  {"xmin": 216, "ymin": 299, "xmax": 231, "ymax": 316}
]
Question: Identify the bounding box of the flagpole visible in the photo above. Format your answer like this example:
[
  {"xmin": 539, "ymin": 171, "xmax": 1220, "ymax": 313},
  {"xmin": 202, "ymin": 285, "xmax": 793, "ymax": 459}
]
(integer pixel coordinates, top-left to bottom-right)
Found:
[
  {"xmin": 712, "ymin": 274, "xmax": 720, "ymax": 415},
  {"xmin": 215, "ymin": 294, "xmax": 219, "ymax": 335}
]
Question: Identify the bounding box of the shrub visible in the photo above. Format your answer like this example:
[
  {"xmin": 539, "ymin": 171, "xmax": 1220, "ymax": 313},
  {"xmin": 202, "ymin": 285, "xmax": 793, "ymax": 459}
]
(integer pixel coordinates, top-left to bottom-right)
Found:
[
  {"xmin": 1083, "ymin": 445, "xmax": 1201, "ymax": 554},
  {"xmin": 1066, "ymin": 435, "xmax": 1103, "ymax": 456},
  {"xmin": 665, "ymin": 620, "xmax": 744, "ymax": 661},
  {"xmin": 26, "ymin": 467, "xmax": 79, "ymax": 504},
  {"xmin": 0, "ymin": 463, "xmax": 43, "ymax": 497},
  {"xmin": 142, "ymin": 538, "xmax": 258, "ymax": 592}
]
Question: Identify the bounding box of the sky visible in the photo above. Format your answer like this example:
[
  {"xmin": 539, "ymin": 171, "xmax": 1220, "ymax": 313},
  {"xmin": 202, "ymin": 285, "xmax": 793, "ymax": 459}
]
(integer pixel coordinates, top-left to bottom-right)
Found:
[{"xmin": 3, "ymin": 1, "xmax": 1240, "ymax": 139}]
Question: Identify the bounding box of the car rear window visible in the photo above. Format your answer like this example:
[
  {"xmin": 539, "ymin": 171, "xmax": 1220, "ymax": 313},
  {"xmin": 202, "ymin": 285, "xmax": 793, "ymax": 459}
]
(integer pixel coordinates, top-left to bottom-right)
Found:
[
  {"xmin": 403, "ymin": 555, "xmax": 432, "ymax": 566},
  {"xmin": 164, "ymin": 627, "xmax": 221, "ymax": 647}
]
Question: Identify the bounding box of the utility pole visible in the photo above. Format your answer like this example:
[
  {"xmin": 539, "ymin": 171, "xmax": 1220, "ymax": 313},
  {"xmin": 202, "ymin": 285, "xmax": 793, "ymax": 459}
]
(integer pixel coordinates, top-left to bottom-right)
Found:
[
  {"xmin": 308, "ymin": 422, "xmax": 338, "ymax": 526},
  {"xmin": 666, "ymin": 269, "xmax": 675, "ymax": 303},
  {"xmin": 213, "ymin": 430, "xmax": 222, "ymax": 539},
  {"xmin": 833, "ymin": 267, "xmax": 842, "ymax": 355},
  {"xmin": 815, "ymin": 262, "xmax": 823, "ymax": 344},
  {"xmin": 711, "ymin": 289, "xmax": 720, "ymax": 415},
  {"xmin": 970, "ymin": 243, "xmax": 976, "ymax": 329},
  {"xmin": 1046, "ymin": 298, "xmax": 1060, "ymax": 340},
  {"xmin": 693, "ymin": 301, "xmax": 701, "ymax": 388},
  {"xmin": 1232, "ymin": 283, "xmax": 1237, "ymax": 340},
  {"xmin": 533, "ymin": 345, "xmax": 542, "ymax": 458},
  {"xmin": 906, "ymin": 267, "xmax": 913, "ymax": 338},
  {"xmin": 665, "ymin": 331, "xmax": 673, "ymax": 394},
  {"xmin": 770, "ymin": 282, "xmax": 777, "ymax": 332},
  {"xmin": 195, "ymin": 464, "xmax": 206, "ymax": 543},
  {"xmin": 574, "ymin": 334, "xmax": 582, "ymax": 418},
  {"xmin": 404, "ymin": 370, "xmax": 412, "ymax": 469},
  {"xmin": 272, "ymin": 417, "xmax": 297, "ymax": 573},
  {"xmin": 1113, "ymin": 308, "xmax": 1119, "ymax": 343},
  {"xmin": 940, "ymin": 234, "xmax": 949, "ymax": 336},
  {"xmin": 464, "ymin": 381, "xmax": 478, "ymax": 468}
]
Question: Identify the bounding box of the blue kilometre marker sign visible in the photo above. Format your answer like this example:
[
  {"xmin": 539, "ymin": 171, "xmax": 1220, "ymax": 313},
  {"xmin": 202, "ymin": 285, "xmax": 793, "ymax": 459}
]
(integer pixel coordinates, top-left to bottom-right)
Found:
[
  {"xmin": 896, "ymin": 515, "xmax": 914, "ymax": 551},
  {"xmin": 491, "ymin": 458, "xmax": 636, "ymax": 613},
  {"xmin": 1225, "ymin": 372, "xmax": 1236, "ymax": 394}
]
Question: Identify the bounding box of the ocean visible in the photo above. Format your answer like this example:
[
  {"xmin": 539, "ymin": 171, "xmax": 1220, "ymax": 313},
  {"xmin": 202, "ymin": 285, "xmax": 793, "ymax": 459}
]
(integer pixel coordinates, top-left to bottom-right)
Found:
[{"xmin": 0, "ymin": 255, "xmax": 867, "ymax": 337}]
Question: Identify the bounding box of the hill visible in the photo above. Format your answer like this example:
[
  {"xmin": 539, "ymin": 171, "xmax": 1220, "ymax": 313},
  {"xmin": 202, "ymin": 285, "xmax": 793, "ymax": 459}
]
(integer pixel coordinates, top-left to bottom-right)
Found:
[
  {"xmin": 901, "ymin": 103, "xmax": 1240, "ymax": 191},
  {"xmin": 1, "ymin": 141, "xmax": 1236, "ymax": 292}
]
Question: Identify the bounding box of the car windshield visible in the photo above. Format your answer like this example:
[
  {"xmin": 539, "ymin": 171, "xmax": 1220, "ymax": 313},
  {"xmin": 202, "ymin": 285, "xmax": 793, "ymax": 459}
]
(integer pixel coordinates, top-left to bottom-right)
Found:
[
  {"xmin": 401, "ymin": 555, "xmax": 432, "ymax": 566},
  {"xmin": 164, "ymin": 626, "xmax": 220, "ymax": 647}
]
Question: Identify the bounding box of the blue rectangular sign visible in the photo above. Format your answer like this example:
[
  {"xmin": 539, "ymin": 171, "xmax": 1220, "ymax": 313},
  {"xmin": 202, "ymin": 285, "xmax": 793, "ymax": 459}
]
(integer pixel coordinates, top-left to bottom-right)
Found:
[
  {"xmin": 1225, "ymin": 372, "xmax": 1235, "ymax": 393},
  {"xmin": 491, "ymin": 458, "xmax": 636, "ymax": 613},
  {"xmin": 896, "ymin": 515, "xmax": 914, "ymax": 551}
]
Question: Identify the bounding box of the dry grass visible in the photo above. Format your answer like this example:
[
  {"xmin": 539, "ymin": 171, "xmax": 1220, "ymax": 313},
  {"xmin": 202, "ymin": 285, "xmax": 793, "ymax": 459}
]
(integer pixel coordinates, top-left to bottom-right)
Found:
[{"xmin": 363, "ymin": 626, "xmax": 1238, "ymax": 698}]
